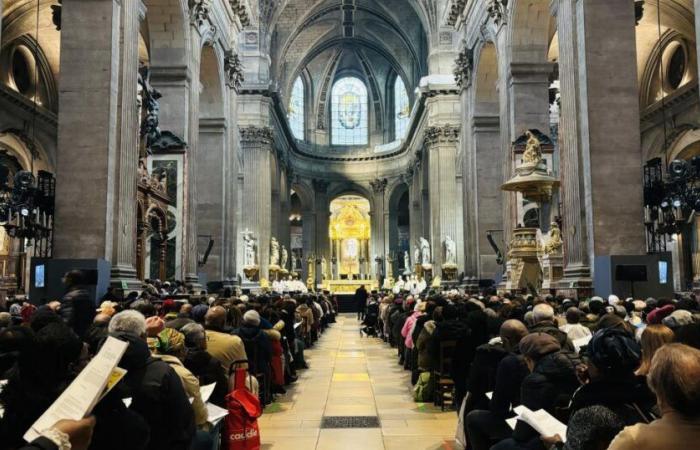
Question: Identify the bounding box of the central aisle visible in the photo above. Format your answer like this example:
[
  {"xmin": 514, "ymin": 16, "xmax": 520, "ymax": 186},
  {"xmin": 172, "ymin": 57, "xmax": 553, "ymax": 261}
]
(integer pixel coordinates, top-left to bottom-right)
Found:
[{"xmin": 260, "ymin": 314, "xmax": 458, "ymax": 450}]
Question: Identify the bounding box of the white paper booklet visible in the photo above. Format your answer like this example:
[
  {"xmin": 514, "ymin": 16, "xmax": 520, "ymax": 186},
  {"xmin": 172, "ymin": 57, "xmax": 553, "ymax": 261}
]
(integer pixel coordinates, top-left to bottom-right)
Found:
[
  {"xmin": 200, "ymin": 383, "xmax": 217, "ymax": 404},
  {"xmin": 24, "ymin": 336, "xmax": 129, "ymax": 442},
  {"xmin": 517, "ymin": 406, "xmax": 567, "ymax": 442},
  {"xmin": 206, "ymin": 402, "xmax": 229, "ymax": 425}
]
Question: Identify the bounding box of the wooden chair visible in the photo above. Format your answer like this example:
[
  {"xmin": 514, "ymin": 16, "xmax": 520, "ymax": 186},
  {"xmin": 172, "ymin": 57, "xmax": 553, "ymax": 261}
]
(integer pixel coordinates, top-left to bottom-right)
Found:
[{"xmin": 433, "ymin": 340, "xmax": 456, "ymax": 411}]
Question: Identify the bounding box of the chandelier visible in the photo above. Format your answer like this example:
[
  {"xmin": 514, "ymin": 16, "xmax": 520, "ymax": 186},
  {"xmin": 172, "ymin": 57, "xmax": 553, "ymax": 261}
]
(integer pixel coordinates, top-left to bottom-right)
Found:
[
  {"xmin": 644, "ymin": 157, "xmax": 700, "ymax": 251},
  {"xmin": 0, "ymin": 169, "xmax": 54, "ymax": 253}
]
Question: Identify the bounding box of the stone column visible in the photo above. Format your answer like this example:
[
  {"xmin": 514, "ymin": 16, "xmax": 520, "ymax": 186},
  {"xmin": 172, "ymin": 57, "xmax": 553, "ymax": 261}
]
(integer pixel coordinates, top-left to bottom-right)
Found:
[
  {"xmin": 696, "ymin": 0, "xmax": 700, "ymax": 95},
  {"xmin": 196, "ymin": 117, "xmax": 226, "ymax": 283},
  {"xmin": 312, "ymin": 180, "xmax": 330, "ymax": 284},
  {"xmin": 223, "ymin": 73, "xmax": 239, "ymax": 286},
  {"xmin": 240, "ymin": 126, "xmax": 274, "ymax": 280},
  {"xmin": 424, "ymin": 125, "xmax": 461, "ymax": 275},
  {"xmin": 370, "ymin": 178, "xmax": 388, "ymax": 278},
  {"xmin": 555, "ymin": 0, "xmax": 645, "ymax": 286},
  {"xmin": 473, "ymin": 114, "xmax": 502, "ymax": 280},
  {"xmin": 54, "ymin": 0, "xmax": 122, "ymax": 262},
  {"xmin": 110, "ymin": 0, "xmax": 142, "ymax": 289}
]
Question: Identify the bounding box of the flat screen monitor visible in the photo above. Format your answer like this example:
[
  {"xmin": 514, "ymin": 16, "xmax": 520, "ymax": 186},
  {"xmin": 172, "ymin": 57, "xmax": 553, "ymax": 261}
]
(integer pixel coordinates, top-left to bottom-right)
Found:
[
  {"xmin": 35, "ymin": 264, "xmax": 45, "ymax": 288},
  {"xmin": 659, "ymin": 261, "xmax": 668, "ymax": 285}
]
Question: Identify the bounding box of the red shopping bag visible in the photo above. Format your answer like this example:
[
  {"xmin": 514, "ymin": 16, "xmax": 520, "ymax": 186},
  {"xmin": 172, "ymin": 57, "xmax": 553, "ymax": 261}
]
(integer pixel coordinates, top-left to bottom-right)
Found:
[{"xmin": 224, "ymin": 367, "xmax": 263, "ymax": 450}]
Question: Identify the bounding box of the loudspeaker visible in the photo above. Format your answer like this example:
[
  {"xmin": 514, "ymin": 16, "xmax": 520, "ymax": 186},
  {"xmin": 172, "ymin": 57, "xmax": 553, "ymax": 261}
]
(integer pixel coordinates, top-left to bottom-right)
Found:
[{"xmin": 615, "ymin": 265, "xmax": 648, "ymax": 282}]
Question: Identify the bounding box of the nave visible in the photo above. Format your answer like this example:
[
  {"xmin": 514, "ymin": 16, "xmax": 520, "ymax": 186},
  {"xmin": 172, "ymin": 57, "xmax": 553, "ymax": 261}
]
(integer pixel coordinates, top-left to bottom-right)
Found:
[{"xmin": 260, "ymin": 314, "xmax": 457, "ymax": 450}]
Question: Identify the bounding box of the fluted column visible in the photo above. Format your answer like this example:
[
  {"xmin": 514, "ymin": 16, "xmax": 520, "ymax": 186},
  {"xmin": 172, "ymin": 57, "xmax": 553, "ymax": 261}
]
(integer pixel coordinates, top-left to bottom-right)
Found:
[
  {"xmin": 223, "ymin": 65, "xmax": 240, "ymax": 285},
  {"xmin": 240, "ymin": 126, "xmax": 274, "ymax": 280},
  {"xmin": 54, "ymin": 0, "xmax": 122, "ymax": 262},
  {"xmin": 555, "ymin": 0, "xmax": 645, "ymax": 287},
  {"xmin": 425, "ymin": 126, "xmax": 461, "ymax": 275},
  {"xmin": 312, "ymin": 180, "xmax": 330, "ymax": 284},
  {"xmin": 183, "ymin": 27, "xmax": 202, "ymax": 285},
  {"xmin": 696, "ymin": 0, "xmax": 700, "ymax": 95},
  {"xmin": 553, "ymin": 0, "xmax": 590, "ymax": 284},
  {"xmin": 370, "ymin": 178, "xmax": 388, "ymax": 278},
  {"xmin": 109, "ymin": 0, "xmax": 142, "ymax": 288}
]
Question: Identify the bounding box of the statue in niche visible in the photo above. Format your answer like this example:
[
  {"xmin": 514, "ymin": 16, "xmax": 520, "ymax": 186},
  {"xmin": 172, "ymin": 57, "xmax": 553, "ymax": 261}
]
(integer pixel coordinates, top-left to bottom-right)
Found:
[
  {"xmin": 404, "ymin": 251, "xmax": 410, "ymax": 270},
  {"xmin": 541, "ymin": 222, "xmax": 564, "ymax": 255},
  {"xmin": 281, "ymin": 245, "xmax": 289, "ymax": 270},
  {"xmin": 522, "ymin": 130, "xmax": 542, "ymax": 166},
  {"xmin": 419, "ymin": 237, "xmax": 431, "ymax": 265},
  {"xmin": 270, "ymin": 237, "xmax": 280, "ymax": 266},
  {"xmin": 444, "ymin": 236, "xmax": 457, "ymax": 265},
  {"xmin": 242, "ymin": 229, "xmax": 257, "ymax": 267}
]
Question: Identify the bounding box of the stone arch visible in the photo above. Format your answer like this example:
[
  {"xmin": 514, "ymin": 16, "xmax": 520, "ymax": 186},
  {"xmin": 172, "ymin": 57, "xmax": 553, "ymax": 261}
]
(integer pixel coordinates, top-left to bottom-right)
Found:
[
  {"xmin": 199, "ymin": 44, "xmax": 225, "ymax": 119},
  {"xmin": 474, "ymin": 41, "xmax": 499, "ymax": 116},
  {"xmin": 143, "ymin": 0, "xmax": 190, "ymax": 67},
  {"xmin": 668, "ymin": 127, "xmax": 700, "ymax": 161},
  {"xmin": 0, "ymin": 128, "xmax": 53, "ymax": 173},
  {"xmin": 328, "ymin": 182, "xmax": 374, "ymax": 211},
  {"xmin": 508, "ymin": 0, "xmax": 555, "ymax": 63}
]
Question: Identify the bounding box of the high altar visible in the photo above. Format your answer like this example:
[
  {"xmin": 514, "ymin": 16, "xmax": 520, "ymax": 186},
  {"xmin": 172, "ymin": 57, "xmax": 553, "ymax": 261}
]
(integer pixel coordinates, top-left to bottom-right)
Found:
[{"xmin": 326, "ymin": 196, "xmax": 378, "ymax": 293}]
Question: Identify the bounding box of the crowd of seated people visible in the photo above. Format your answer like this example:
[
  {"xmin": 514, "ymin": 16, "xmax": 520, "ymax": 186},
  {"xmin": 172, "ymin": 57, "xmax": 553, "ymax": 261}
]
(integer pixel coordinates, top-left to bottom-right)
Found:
[
  {"xmin": 0, "ymin": 275, "xmax": 337, "ymax": 450},
  {"xmin": 375, "ymin": 291, "xmax": 700, "ymax": 450}
]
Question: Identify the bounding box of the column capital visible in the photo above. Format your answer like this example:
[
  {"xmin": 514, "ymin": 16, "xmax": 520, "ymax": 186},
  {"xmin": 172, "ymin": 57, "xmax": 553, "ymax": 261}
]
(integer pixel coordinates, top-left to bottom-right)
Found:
[
  {"xmin": 189, "ymin": 0, "xmax": 211, "ymax": 27},
  {"xmin": 312, "ymin": 179, "xmax": 330, "ymax": 194},
  {"xmin": 239, "ymin": 125, "xmax": 274, "ymax": 145},
  {"xmin": 487, "ymin": 0, "xmax": 508, "ymax": 27},
  {"xmin": 424, "ymin": 125, "xmax": 461, "ymax": 147},
  {"xmin": 224, "ymin": 50, "xmax": 245, "ymax": 91},
  {"xmin": 453, "ymin": 46, "xmax": 474, "ymax": 89},
  {"xmin": 446, "ymin": 0, "xmax": 468, "ymax": 27},
  {"xmin": 228, "ymin": 0, "xmax": 251, "ymax": 26},
  {"xmin": 370, "ymin": 178, "xmax": 388, "ymax": 194}
]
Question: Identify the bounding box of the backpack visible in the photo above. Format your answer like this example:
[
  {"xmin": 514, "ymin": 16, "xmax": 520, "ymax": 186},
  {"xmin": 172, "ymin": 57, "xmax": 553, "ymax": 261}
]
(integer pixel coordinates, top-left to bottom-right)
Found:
[{"xmin": 413, "ymin": 371, "xmax": 435, "ymax": 402}]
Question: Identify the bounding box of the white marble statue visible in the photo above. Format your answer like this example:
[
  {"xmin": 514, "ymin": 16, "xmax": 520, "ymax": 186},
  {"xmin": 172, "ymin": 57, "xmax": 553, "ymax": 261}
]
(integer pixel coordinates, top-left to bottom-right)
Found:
[
  {"xmin": 413, "ymin": 245, "xmax": 420, "ymax": 267},
  {"xmin": 242, "ymin": 229, "xmax": 257, "ymax": 267},
  {"xmin": 444, "ymin": 236, "xmax": 457, "ymax": 265},
  {"xmin": 270, "ymin": 237, "xmax": 280, "ymax": 266},
  {"xmin": 321, "ymin": 256, "xmax": 328, "ymax": 279},
  {"xmin": 281, "ymin": 245, "xmax": 289, "ymax": 270},
  {"xmin": 419, "ymin": 237, "xmax": 431, "ymax": 265},
  {"xmin": 404, "ymin": 251, "xmax": 410, "ymax": 270}
]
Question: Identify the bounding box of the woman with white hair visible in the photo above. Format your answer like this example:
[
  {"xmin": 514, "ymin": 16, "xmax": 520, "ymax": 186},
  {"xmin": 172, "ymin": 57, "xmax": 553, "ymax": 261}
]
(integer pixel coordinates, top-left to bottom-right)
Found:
[{"xmin": 608, "ymin": 343, "xmax": 700, "ymax": 449}]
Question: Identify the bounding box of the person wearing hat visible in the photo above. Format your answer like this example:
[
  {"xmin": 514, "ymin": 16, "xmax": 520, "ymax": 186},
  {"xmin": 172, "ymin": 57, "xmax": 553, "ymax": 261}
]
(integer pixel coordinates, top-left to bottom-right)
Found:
[
  {"xmin": 492, "ymin": 333, "xmax": 580, "ymax": 449},
  {"xmin": 569, "ymin": 328, "xmax": 655, "ymax": 424},
  {"xmin": 662, "ymin": 309, "xmax": 694, "ymax": 330}
]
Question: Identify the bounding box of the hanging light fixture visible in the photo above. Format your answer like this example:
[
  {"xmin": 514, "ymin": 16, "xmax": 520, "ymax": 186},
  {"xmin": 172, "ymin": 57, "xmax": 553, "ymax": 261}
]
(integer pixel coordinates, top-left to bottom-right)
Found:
[{"xmin": 0, "ymin": 0, "xmax": 55, "ymax": 255}]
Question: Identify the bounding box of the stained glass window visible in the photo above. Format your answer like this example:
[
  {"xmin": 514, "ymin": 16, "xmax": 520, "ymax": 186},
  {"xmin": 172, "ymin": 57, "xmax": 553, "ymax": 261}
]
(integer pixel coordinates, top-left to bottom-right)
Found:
[
  {"xmin": 331, "ymin": 77, "xmax": 368, "ymax": 145},
  {"xmin": 288, "ymin": 76, "xmax": 304, "ymax": 140},
  {"xmin": 394, "ymin": 76, "xmax": 410, "ymax": 140}
]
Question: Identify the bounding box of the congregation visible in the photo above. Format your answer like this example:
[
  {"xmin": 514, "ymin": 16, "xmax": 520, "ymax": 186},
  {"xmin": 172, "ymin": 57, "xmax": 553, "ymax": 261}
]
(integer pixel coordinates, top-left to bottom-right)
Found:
[{"xmin": 1, "ymin": 269, "xmax": 700, "ymax": 450}]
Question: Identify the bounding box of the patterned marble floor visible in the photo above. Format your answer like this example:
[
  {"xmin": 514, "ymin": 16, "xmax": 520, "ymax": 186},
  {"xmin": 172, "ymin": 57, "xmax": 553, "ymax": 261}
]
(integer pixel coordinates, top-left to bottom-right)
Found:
[{"xmin": 260, "ymin": 314, "xmax": 458, "ymax": 450}]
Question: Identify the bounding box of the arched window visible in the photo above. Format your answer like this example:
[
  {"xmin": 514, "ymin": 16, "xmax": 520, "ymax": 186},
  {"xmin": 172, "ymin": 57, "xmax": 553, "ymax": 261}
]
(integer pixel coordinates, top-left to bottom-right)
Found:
[
  {"xmin": 394, "ymin": 77, "xmax": 410, "ymax": 140},
  {"xmin": 288, "ymin": 76, "xmax": 304, "ymax": 140},
  {"xmin": 331, "ymin": 77, "xmax": 368, "ymax": 145}
]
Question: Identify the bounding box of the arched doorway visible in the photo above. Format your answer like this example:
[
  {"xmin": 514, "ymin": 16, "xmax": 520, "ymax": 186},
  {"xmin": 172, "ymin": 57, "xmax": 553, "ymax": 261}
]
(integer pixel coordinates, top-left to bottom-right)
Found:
[{"xmin": 329, "ymin": 195, "xmax": 371, "ymax": 281}]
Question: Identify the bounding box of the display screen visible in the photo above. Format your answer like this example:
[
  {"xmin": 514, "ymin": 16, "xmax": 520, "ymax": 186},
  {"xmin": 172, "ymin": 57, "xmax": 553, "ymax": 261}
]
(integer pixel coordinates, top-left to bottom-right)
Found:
[
  {"xmin": 658, "ymin": 261, "xmax": 668, "ymax": 284},
  {"xmin": 35, "ymin": 264, "xmax": 45, "ymax": 288}
]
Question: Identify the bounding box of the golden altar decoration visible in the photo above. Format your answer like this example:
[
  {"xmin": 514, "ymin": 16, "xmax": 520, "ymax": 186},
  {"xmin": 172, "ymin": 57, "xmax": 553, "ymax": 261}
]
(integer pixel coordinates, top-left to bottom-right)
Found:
[{"xmin": 329, "ymin": 197, "xmax": 371, "ymax": 278}]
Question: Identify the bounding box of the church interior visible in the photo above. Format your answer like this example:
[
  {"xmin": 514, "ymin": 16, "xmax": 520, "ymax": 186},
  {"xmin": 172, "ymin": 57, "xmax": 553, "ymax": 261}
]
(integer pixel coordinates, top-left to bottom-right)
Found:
[{"xmin": 1, "ymin": 1, "xmax": 700, "ymax": 450}]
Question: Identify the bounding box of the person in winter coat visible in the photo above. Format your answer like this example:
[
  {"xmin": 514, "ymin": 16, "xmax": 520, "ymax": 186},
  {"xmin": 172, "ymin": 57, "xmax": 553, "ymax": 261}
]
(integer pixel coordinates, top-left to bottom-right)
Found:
[
  {"xmin": 107, "ymin": 311, "xmax": 195, "ymax": 450},
  {"xmin": 415, "ymin": 318, "xmax": 437, "ymax": 372},
  {"xmin": 235, "ymin": 310, "xmax": 272, "ymax": 378},
  {"xmin": 181, "ymin": 322, "xmax": 229, "ymax": 408},
  {"xmin": 431, "ymin": 304, "xmax": 471, "ymax": 406},
  {"xmin": 262, "ymin": 314, "xmax": 286, "ymax": 392},
  {"xmin": 528, "ymin": 303, "xmax": 574, "ymax": 352},
  {"xmin": 204, "ymin": 306, "xmax": 247, "ymax": 374},
  {"xmin": 59, "ymin": 270, "xmax": 95, "ymax": 339},
  {"xmin": 465, "ymin": 320, "xmax": 530, "ymax": 450},
  {"xmin": 568, "ymin": 328, "xmax": 656, "ymax": 424},
  {"xmin": 492, "ymin": 332, "xmax": 580, "ymax": 450}
]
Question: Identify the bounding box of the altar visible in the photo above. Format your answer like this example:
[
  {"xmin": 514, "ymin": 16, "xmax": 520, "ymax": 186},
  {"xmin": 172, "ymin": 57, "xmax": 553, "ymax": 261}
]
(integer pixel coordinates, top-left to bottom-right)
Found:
[{"xmin": 323, "ymin": 279, "xmax": 379, "ymax": 294}]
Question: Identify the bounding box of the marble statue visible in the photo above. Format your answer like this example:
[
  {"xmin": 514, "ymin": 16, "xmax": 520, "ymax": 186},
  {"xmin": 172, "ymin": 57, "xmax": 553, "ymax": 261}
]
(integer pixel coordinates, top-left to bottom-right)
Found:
[
  {"xmin": 242, "ymin": 229, "xmax": 257, "ymax": 267},
  {"xmin": 444, "ymin": 236, "xmax": 457, "ymax": 265},
  {"xmin": 404, "ymin": 251, "xmax": 410, "ymax": 270},
  {"xmin": 419, "ymin": 237, "xmax": 431, "ymax": 265},
  {"xmin": 522, "ymin": 130, "xmax": 542, "ymax": 166},
  {"xmin": 413, "ymin": 245, "xmax": 420, "ymax": 267},
  {"xmin": 321, "ymin": 256, "xmax": 328, "ymax": 279},
  {"xmin": 281, "ymin": 245, "xmax": 289, "ymax": 270},
  {"xmin": 270, "ymin": 237, "xmax": 280, "ymax": 266}
]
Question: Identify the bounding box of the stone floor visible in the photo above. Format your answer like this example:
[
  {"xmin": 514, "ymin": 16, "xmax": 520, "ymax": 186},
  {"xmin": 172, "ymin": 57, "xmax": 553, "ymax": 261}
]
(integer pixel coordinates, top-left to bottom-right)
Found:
[{"xmin": 260, "ymin": 314, "xmax": 458, "ymax": 450}]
